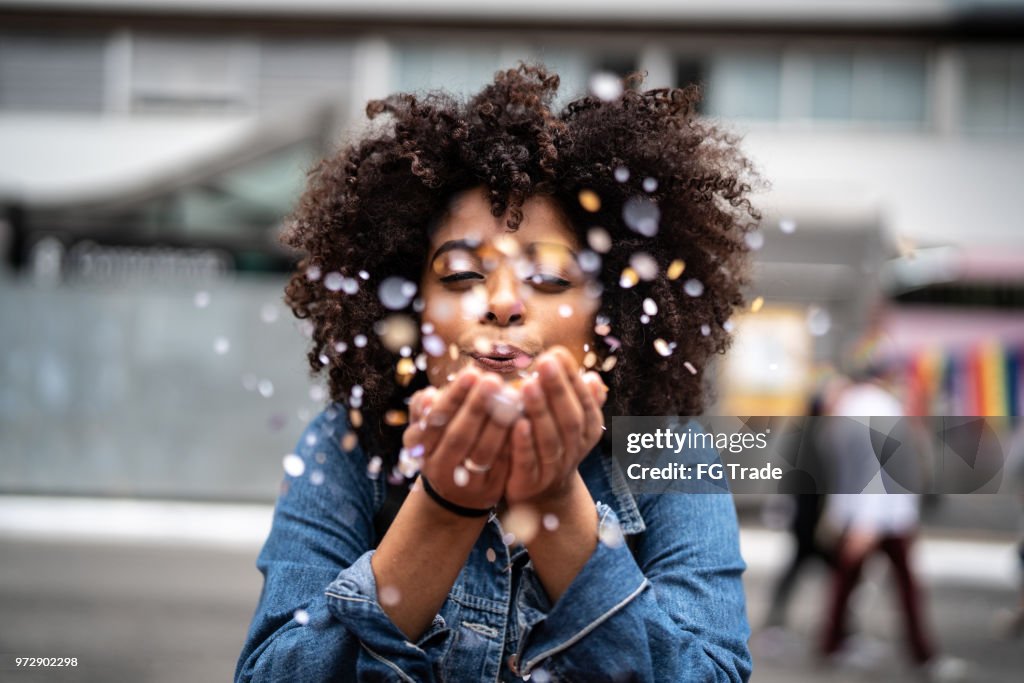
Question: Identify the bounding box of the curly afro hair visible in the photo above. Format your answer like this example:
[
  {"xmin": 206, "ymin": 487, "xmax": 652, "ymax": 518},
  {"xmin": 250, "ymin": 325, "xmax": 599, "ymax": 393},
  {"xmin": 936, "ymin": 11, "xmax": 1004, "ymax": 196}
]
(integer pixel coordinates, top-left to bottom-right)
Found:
[{"xmin": 281, "ymin": 63, "xmax": 761, "ymax": 468}]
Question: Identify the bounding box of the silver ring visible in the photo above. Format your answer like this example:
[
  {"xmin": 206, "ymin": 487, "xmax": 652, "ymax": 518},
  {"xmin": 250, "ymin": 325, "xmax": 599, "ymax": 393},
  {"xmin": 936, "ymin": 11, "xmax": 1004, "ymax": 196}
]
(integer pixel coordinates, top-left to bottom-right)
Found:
[{"xmin": 463, "ymin": 457, "xmax": 492, "ymax": 473}]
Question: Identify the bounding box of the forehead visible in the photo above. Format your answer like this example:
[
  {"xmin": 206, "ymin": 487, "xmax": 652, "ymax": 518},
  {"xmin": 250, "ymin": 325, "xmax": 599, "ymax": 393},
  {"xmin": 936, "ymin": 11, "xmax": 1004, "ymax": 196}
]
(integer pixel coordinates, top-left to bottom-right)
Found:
[{"xmin": 430, "ymin": 187, "xmax": 579, "ymax": 249}]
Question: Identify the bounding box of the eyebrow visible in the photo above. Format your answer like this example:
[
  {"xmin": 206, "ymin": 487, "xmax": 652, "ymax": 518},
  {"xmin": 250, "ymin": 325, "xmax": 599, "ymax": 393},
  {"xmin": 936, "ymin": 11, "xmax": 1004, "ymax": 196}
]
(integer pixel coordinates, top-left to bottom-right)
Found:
[{"xmin": 429, "ymin": 239, "xmax": 579, "ymax": 265}]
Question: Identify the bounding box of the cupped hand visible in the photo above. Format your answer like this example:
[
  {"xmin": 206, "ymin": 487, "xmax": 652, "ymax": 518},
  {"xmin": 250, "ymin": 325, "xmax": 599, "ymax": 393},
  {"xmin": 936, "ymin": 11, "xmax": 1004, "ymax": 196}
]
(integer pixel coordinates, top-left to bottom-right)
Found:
[
  {"xmin": 503, "ymin": 346, "xmax": 608, "ymax": 507},
  {"xmin": 402, "ymin": 366, "xmax": 515, "ymax": 513}
]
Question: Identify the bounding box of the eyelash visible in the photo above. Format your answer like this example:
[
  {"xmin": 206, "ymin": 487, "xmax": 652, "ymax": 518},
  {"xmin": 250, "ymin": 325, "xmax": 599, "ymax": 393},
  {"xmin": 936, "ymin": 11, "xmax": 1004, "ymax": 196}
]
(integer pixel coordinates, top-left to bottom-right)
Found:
[{"xmin": 439, "ymin": 272, "xmax": 572, "ymax": 290}]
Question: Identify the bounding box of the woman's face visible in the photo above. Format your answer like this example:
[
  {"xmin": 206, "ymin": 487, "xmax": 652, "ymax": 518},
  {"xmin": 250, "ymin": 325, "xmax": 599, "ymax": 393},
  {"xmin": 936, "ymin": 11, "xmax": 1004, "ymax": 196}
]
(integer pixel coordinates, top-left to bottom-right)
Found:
[{"xmin": 421, "ymin": 186, "xmax": 600, "ymax": 388}]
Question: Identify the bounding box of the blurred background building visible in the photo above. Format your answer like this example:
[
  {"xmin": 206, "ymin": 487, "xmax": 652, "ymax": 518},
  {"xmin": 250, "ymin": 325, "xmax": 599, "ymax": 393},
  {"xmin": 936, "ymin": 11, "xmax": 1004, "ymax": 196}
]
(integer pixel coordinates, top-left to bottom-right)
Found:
[{"xmin": 1, "ymin": 1, "xmax": 1023, "ymax": 681}]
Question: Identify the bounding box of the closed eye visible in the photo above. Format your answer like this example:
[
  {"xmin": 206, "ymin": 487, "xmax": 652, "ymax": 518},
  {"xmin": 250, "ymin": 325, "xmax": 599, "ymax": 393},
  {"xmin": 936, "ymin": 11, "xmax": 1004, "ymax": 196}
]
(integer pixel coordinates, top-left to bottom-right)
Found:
[{"xmin": 440, "ymin": 272, "xmax": 484, "ymax": 284}]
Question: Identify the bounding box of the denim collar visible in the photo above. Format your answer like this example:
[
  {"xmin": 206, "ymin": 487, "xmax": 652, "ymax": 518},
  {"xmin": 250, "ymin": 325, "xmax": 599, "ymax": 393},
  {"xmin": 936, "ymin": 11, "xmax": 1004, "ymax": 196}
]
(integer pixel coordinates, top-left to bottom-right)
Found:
[{"xmin": 580, "ymin": 446, "xmax": 646, "ymax": 535}]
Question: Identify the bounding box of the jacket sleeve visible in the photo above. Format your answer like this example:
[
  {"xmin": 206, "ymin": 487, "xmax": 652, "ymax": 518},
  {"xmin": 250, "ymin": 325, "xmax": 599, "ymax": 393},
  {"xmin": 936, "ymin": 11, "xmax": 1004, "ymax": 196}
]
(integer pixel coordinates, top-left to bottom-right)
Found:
[
  {"xmin": 234, "ymin": 411, "xmax": 452, "ymax": 682},
  {"xmin": 511, "ymin": 492, "xmax": 752, "ymax": 682}
]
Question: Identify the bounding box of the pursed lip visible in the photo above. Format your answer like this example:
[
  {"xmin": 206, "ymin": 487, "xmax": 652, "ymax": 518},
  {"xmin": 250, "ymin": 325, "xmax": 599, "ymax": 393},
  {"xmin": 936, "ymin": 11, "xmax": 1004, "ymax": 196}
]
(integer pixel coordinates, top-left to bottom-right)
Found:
[{"xmin": 467, "ymin": 343, "xmax": 535, "ymax": 374}]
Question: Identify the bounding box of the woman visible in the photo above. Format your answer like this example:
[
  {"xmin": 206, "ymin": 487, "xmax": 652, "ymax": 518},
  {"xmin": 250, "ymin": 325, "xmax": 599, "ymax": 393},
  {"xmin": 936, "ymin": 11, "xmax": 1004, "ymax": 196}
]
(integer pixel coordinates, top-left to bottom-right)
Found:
[{"xmin": 236, "ymin": 64, "xmax": 759, "ymax": 682}]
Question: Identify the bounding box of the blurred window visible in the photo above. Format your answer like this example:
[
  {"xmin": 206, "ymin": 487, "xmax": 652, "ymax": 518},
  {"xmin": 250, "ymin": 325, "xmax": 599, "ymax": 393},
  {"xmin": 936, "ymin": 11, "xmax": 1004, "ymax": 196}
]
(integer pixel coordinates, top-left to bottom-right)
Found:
[
  {"xmin": 394, "ymin": 45, "xmax": 506, "ymax": 95},
  {"xmin": 704, "ymin": 53, "xmax": 782, "ymax": 120},
  {"xmin": 131, "ymin": 35, "xmax": 258, "ymax": 114},
  {"xmin": 0, "ymin": 33, "xmax": 105, "ymax": 112},
  {"xmin": 686, "ymin": 48, "xmax": 928, "ymax": 126},
  {"xmin": 160, "ymin": 143, "xmax": 313, "ymax": 240},
  {"xmin": 961, "ymin": 49, "xmax": 1024, "ymax": 134},
  {"xmin": 808, "ymin": 50, "xmax": 928, "ymax": 125},
  {"xmin": 257, "ymin": 39, "xmax": 354, "ymax": 115}
]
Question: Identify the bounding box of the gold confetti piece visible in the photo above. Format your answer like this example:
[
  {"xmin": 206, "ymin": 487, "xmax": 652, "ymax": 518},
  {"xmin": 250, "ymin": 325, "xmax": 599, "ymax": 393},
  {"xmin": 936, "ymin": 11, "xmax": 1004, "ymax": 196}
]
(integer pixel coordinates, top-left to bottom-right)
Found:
[
  {"xmin": 349, "ymin": 409, "xmax": 363, "ymax": 428},
  {"xmin": 341, "ymin": 432, "xmax": 359, "ymax": 452},
  {"xmin": 449, "ymin": 343, "xmax": 460, "ymax": 360},
  {"xmin": 578, "ymin": 189, "xmax": 601, "ymax": 212},
  {"xmin": 751, "ymin": 296, "xmax": 764, "ymax": 313},
  {"xmin": 654, "ymin": 339, "xmax": 672, "ymax": 357},
  {"xmin": 667, "ymin": 259, "xmax": 686, "ymax": 280},
  {"xmin": 384, "ymin": 410, "xmax": 408, "ymax": 426},
  {"xmin": 583, "ymin": 351, "xmax": 597, "ymax": 369},
  {"xmin": 619, "ymin": 267, "xmax": 638, "ymax": 289},
  {"xmin": 594, "ymin": 322, "xmax": 611, "ymax": 336},
  {"xmin": 395, "ymin": 357, "xmax": 416, "ymax": 387},
  {"xmin": 601, "ymin": 355, "xmax": 618, "ymax": 372}
]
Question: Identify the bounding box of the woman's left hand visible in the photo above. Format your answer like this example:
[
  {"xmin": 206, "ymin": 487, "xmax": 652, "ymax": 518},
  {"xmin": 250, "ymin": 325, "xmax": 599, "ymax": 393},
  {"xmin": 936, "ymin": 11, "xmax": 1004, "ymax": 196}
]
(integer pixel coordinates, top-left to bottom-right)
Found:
[{"xmin": 504, "ymin": 346, "xmax": 608, "ymax": 507}]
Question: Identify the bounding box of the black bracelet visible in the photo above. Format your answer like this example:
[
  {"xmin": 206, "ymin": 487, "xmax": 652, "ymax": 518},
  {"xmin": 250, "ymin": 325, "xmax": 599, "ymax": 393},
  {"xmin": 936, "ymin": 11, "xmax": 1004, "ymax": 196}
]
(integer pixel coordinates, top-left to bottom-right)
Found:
[{"xmin": 418, "ymin": 474, "xmax": 492, "ymax": 518}]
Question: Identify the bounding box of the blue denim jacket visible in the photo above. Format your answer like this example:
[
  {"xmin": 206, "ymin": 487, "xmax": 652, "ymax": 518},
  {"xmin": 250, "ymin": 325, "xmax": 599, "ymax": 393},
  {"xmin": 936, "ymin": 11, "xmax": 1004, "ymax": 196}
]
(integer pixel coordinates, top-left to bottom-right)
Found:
[{"xmin": 236, "ymin": 405, "xmax": 751, "ymax": 682}]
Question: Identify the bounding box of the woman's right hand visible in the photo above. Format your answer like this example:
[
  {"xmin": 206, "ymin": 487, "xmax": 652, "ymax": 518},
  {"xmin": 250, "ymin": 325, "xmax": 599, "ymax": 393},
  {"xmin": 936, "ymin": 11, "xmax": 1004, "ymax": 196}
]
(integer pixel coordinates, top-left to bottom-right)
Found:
[{"xmin": 402, "ymin": 366, "xmax": 517, "ymax": 513}]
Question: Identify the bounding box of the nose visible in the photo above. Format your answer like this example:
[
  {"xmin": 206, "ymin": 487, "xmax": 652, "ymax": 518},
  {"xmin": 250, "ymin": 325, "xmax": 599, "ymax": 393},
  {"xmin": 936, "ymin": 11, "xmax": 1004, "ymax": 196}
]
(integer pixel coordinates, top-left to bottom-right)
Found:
[{"xmin": 481, "ymin": 265, "xmax": 524, "ymax": 326}]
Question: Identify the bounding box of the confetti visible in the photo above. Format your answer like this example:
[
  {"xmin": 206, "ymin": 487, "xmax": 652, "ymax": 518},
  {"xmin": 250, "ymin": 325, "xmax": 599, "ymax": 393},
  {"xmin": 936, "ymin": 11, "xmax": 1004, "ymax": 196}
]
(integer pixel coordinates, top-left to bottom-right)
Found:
[
  {"xmin": 543, "ymin": 514, "xmax": 560, "ymax": 531},
  {"xmin": 354, "ymin": 334, "xmax": 367, "ymax": 348},
  {"xmin": 587, "ymin": 227, "xmax": 612, "ymax": 253},
  {"xmin": 293, "ymin": 609, "xmax": 310, "ymax": 625},
  {"xmin": 619, "ymin": 267, "xmax": 639, "ymax": 289},
  {"xmin": 194, "ymin": 291, "xmax": 210, "ymax": 308},
  {"xmin": 213, "ymin": 337, "xmax": 230, "ymax": 355},
  {"xmin": 751, "ymin": 296, "xmax": 764, "ymax": 313},
  {"xmin": 640, "ymin": 314, "xmax": 650, "ymax": 324},
  {"xmin": 745, "ymin": 231, "xmax": 764, "ymax": 250},
  {"xmin": 667, "ymin": 259, "xmax": 686, "ymax": 280},
  {"xmin": 806, "ymin": 305, "xmax": 831, "ymax": 336},
  {"xmin": 684, "ymin": 361, "xmax": 697, "ymax": 375},
  {"xmin": 379, "ymin": 586, "xmax": 401, "ymax": 607},
  {"xmin": 683, "ymin": 279, "xmax": 704, "ymax": 297},
  {"xmin": 613, "ymin": 166, "xmax": 630, "ymax": 183},
  {"xmin": 324, "ymin": 272, "xmax": 344, "ymax": 291},
  {"xmin": 558, "ymin": 304, "xmax": 574, "ymax": 318},
  {"xmin": 486, "ymin": 548, "xmax": 497, "ymax": 563},
  {"xmin": 601, "ymin": 355, "xmax": 618, "ymax": 372},
  {"xmin": 630, "ymin": 252, "xmax": 659, "ymax": 280},
  {"xmin": 376, "ymin": 315, "xmax": 418, "ymax": 353},
  {"xmin": 589, "ymin": 72, "xmax": 623, "ymax": 101},
  {"xmin": 779, "ymin": 218, "xmax": 797, "ymax": 234},
  {"xmin": 379, "ymin": 277, "xmax": 417, "ymax": 310},
  {"xmin": 305, "ymin": 265, "xmax": 322, "ymax": 281},
  {"xmin": 310, "ymin": 470, "xmax": 325, "ymax": 486},
  {"xmin": 578, "ymin": 189, "xmax": 601, "ymax": 212},
  {"xmin": 342, "ymin": 432, "xmax": 358, "ymax": 452},
  {"xmin": 260, "ymin": 304, "xmax": 279, "ymax": 324},
  {"xmin": 584, "ymin": 351, "xmax": 597, "ymax": 368},
  {"xmin": 283, "ymin": 453, "xmax": 305, "ymax": 477},
  {"xmin": 642, "ymin": 298, "xmax": 658, "ymax": 316},
  {"xmin": 349, "ymin": 409, "xmax": 363, "ymax": 428},
  {"xmin": 366, "ymin": 455, "xmax": 382, "ymax": 478},
  {"xmin": 502, "ymin": 506, "xmax": 540, "ymax": 544},
  {"xmin": 654, "ymin": 339, "xmax": 672, "ymax": 357},
  {"xmin": 453, "ymin": 466, "xmax": 470, "ymax": 487},
  {"xmin": 258, "ymin": 379, "xmax": 274, "ymax": 398},
  {"xmin": 384, "ymin": 410, "xmax": 408, "ymax": 426},
  {"xmin": 642, "ymin": 177, "xmax": 658, "ymax": 193},
  {"xmin": 622, "ymin": 197, "xmax": 660, "ymax": 237},
  {"xmin": 700, "ymin": 324, "xmax": 711, "ymax": 336}
]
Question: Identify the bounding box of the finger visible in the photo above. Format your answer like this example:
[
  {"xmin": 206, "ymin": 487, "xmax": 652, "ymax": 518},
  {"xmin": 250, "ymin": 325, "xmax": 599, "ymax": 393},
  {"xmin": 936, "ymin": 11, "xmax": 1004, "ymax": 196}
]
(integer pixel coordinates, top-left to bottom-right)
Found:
[
  {"xmin": 433, "ymin": 372, "xmax": 504, "ymax": 471},
  {"xmin": 409, "ymin": 386, "xmax": 437, "ymax": 424},
  {"xmin": 415, "ymin": 369, "xmax": 479, "ymax": 456},
  {"xmin": 521, "ymin": 369, "xmax": 563, "ymax": 483},
  {"xmin": 508, "ymin": 417, "xmax": 538, "ymax": 488},
  {"xmin": 575, "ymin": 372, "xmax": 606, "ymax": 449},
  {"xmin": 537, "ymin": 352, "xmax": 583, "ymax": 463},
  {"xmin": 463, "ymin": 386, "xmax": 521, "ymax": 479},
  {"xmin": 402, "ymin": 387, "xmax": 439, "ymax": 450}
]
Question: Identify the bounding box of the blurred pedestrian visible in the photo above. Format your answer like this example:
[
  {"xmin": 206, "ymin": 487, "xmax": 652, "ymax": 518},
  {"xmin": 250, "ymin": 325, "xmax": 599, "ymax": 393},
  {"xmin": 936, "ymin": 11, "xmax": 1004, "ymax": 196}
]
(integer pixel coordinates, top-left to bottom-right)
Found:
[
  {"xmin": 820, "ymin": 364, "xmax": 962, "ymax": 680},
  {"xmin": 762, "ymin": 386, "xmax": 839, "ymax": 630}
]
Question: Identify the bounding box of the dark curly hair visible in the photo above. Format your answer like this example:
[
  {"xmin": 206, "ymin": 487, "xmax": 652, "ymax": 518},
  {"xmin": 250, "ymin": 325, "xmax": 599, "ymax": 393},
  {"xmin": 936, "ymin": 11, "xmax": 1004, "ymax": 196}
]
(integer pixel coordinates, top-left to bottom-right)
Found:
[{"xmin": 281, "ymin": 63, "xmax": 760, "ymax": 468}]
